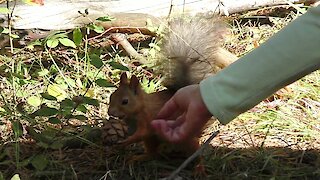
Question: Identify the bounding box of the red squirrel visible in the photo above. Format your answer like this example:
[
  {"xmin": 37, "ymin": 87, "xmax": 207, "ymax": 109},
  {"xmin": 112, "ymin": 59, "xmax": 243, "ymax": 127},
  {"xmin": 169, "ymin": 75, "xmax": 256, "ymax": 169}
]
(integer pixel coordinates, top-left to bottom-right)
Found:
[
  {"xmin": 108, "ymin": 73, "xmax": 200, "ymax": 158},
  {"xmin": 108, "ymin": 17, "xmax": 237, "ymax": 166}
]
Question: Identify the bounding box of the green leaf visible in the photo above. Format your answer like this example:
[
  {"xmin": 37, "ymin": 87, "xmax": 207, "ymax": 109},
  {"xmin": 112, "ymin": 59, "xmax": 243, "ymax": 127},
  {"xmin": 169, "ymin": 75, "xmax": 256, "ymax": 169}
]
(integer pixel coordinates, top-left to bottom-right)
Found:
[
  {"xmin": 41, "ymin": 92, "xmax": 57, "ymax": 101},
  {"xmin": 34, "ymin": 107, "xmax": 58, "ymax": 117},
  {"xmin": 90, "ymin": 54, "xmax": 104, "ymax": 68},
  {"xmin": 47, "ymin": 84, "xmax": 67, "ymax": 101},
  {"xmin": 109, "ymin": 61, "xmax": 129, "ymax": 71},
  {"xmin": 10, "ymin": 34, "xmax": 20, "ymax": 39},
  {"xmin": 64, "ymin": 76, "xmax": 77, "ymax": 88},
  {"xmin": 37, "ymin": 69, "xmax": 49, "ymax": 77},
  {"xmin": 96, "ymin": 16, "xmax": 114, "ymax": 22},
  {"xmin": 48, "ymin": 117, "xmax": 61, "ymax": 124},
  {"xmin": 59, "ymin": 99, "xmax": 74, "ymax": 116},
  {"xmin": 10, "ymin": 174, "xmax": 20, "ymax": 180},
  {"xmin": 95, "ymin": 78, "xmax": 115, "ymax": 87},
  {"xmin": 12, "ymin": 121, "xmax": 23, "ymax": 137},
  {"xmin": 46, "ymin": 39, "xmax": 59, "ymax": 48},
  {"xmin": 49, "ymin": 32, "xmax": 68, "ymax": 39},
  {"xmin": 0, "ymin": 8, "xmax": 9, "ymax": 14},
  {"xmin": 0, "ymin": 106, "xmax": 5, "ymax": 112},
  {"xmin": 60, "ymin": 99, "xmax": 74, "ymax": 109},
  {"xmin": 28, "ymin": 127, "xmax": 53, "ymax": 145},
  {"xmin": 73, "ymin": 28, "xmax": 82, "ymax": 46},
  {"xmin": 31, "ymin": 154, "xmax": 48, "ymax": 171},
  {"xmin": 0, "ymin": 27, "xmax": 3, "ymax": 33},
  {"xmin": 1, "ymin": 28, "xmax": 9, "ymax": 34},
  {"xmin": 82, "ymin": 97, "xmax": 99, "ymax": 106},
  {"xmin": 88, "ymin": 24, "xmax": 104, "ymax": 33},
  {"xmin": 26, "ymin": 39, "xmax": 42, "ymax": 50},
  {"xmin": 59, "ymin": 38, "xmax": 76, "ymax": 48},
  {"xmin": 76, "ymin": 104, "xmax": 87, "ymax": 113},
  {"xmin": 27, "ymin": 96, "xmax": 42, "ymax": 107},
  {"xmin": 73, "ymin": 115, "xmax": 87, "ymax": 121}
]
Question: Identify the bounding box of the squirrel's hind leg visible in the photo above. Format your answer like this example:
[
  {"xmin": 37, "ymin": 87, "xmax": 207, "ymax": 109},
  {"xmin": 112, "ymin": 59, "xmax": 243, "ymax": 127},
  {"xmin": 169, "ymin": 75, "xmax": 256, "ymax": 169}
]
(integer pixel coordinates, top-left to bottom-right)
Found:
[
  {"xmin": 125, "ymin": 136, "xmax": 161, "ymax": 163},
  {"xmin": 143, "ymin": 135, "xmax": 161, "ymax": 156}
]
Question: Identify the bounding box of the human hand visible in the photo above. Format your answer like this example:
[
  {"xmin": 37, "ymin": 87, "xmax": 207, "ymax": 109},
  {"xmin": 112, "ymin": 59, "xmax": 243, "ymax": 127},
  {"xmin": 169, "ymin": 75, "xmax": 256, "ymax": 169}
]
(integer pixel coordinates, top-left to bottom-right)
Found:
[{"xmin": 151, "ymin": 85, "xmax": 212, "ymax": 143}]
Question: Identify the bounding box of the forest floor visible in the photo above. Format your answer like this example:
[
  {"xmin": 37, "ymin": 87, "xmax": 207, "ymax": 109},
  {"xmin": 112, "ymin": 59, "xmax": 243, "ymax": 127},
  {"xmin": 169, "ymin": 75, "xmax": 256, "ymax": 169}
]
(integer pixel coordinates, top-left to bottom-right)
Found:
[{"xmin": 0, "ymin": 4, "xmax": 319, "ymax": 180}]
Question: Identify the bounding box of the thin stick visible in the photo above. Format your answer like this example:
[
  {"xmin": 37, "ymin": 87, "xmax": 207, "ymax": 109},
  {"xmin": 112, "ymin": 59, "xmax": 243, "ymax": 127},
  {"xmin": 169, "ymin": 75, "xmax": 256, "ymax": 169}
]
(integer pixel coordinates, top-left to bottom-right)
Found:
[
  {"xmin": 87, "ymin": 26, "xmax": 154, "ymax": 41},
  {"xmin": 166, "ymin": 130, "xmax": 220, "ymax": 180},
  {"xmin": 110, "ymin": 33, "xmax": 147, "ymax": 64}
]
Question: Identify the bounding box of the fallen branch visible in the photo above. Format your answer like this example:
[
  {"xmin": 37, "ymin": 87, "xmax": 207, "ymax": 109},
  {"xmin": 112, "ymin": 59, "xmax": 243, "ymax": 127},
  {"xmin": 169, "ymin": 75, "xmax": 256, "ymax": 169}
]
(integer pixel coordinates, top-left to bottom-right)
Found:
[
  {"xmin": 87, "ymin": 26, "xmax": 155, "ymax": 41},
  {"xmin": 110, "ymin": 33, "xmax": 147, "ymax": 64}
]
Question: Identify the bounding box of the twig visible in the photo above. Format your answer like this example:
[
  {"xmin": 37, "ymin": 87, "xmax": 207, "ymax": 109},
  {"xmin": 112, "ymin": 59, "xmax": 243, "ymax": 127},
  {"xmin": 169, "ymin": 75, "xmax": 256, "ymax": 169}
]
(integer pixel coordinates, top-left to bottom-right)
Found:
[
  {"xmin": 110, "ymin": 33, "xmax": 147, "ymax": 64},
  {"xmin": 7, "ymin": 0, "xmax": 17, "ymax": 54},
  {"xmin": 167, "ymin": 0, "xmax": 174, "ymax": 19},
  {"xmin": 260, "ymin": 118, "xmax": 275, "ymax": 148},
  {"xmin": 87, "ymin": 26, "xmax": 154, "ymax": 41},
  {"xmin": 165, "ymin": 130, "xmax": 220, "ymax": 180}
]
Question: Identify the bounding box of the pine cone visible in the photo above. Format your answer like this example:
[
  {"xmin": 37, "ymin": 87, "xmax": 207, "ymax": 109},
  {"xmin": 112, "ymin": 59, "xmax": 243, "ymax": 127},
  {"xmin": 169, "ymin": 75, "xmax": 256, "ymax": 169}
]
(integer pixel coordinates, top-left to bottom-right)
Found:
[{"xmin": 101, "ymin": 117, "xmax": 128, "ymax": 146}]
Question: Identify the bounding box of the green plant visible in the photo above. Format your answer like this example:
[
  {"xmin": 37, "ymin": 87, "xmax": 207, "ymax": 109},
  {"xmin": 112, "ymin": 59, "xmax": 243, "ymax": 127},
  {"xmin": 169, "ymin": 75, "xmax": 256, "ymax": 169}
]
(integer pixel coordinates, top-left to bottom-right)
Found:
[{"xmin": 44, "ymin": 31, "xmax": 76, "ymax": 49}]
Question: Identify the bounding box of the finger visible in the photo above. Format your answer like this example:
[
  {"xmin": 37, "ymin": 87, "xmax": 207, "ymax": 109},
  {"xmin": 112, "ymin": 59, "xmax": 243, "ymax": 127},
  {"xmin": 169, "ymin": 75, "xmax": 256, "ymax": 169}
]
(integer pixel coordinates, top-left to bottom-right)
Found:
[
  {"xmin": 156, "ymin": 97, "xmax": 179, "ymax": 119},
  {"xmin": 163, "ymin": 125, "xmax": 188, "ymax": 143},
  {"xmin": 166, "ymin": 120, "xmax": 179, "ymax": 128},
  {"xmin": 150, "ymin": 119, "xmax": 170, "ymax": 137},
  {"xmin": 163, "ymin": 113, "xmax": 186, "ymax": 128},
  {"xmin": 151, "ymin": 119, "xmax": 188, "ymax": 143}
]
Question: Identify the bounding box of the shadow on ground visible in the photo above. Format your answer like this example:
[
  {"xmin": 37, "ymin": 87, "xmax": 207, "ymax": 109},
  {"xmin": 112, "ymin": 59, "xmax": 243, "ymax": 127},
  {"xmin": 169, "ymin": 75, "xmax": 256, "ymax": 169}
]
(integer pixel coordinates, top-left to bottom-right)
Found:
[{"xmin": 1, "ymin": 137, "xmax": 319, "ymax": 180}]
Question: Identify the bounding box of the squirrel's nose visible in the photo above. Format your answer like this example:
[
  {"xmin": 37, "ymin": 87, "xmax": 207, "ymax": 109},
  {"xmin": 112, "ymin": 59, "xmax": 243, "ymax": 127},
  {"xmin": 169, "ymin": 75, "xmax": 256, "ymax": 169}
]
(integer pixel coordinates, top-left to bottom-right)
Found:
[{"xmin": 108, "ymin": 108, "xmax": 115, "ymax": 117}]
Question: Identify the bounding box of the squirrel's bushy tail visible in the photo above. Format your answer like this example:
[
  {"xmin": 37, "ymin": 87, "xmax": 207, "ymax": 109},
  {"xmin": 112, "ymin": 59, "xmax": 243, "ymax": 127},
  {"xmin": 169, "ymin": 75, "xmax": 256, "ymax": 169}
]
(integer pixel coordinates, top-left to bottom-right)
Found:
[{"xmin": 158, "ymin": 17, "xmax": 228, "ymax": 91}]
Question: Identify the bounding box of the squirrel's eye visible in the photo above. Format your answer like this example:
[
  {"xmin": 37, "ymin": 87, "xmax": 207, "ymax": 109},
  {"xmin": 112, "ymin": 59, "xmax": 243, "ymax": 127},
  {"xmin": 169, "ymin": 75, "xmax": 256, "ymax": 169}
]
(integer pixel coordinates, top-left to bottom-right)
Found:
[{"xmin": 121, "ymin": 98, "xmax": 128, "ymax": 105}]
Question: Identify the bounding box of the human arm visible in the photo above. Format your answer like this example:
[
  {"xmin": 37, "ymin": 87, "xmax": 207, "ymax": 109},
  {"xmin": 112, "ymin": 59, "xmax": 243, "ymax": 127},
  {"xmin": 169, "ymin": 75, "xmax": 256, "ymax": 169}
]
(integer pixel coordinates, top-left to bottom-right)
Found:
[
  {"xmin": 200, "ymin": 5, "xmax": 320, "ymax": 124},
  {"xmin": 152, "ymin": 6, "xmax": 320, "ymax": 142}
]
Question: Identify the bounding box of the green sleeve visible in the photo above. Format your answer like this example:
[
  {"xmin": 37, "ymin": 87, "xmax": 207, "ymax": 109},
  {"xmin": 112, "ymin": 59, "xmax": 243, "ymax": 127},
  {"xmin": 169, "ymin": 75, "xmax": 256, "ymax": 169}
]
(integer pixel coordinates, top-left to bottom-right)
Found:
[{"xmin": 200, "ymin": 6, "xmax": 320, "ymax": 124}]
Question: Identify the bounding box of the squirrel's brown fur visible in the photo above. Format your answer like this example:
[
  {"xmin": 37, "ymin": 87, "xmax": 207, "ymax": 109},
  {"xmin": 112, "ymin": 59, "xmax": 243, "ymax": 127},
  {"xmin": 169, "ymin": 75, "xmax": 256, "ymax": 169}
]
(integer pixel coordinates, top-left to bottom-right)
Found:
[
  {"xmin": 158, "ymin": 17, "xmax": 230, "ymax": 90},
  {"xmin": 108, "ymin": 17, "xmax": 236, "ymax": 168},
  {"xmin": 108, "ymin": 73, "xmax": 199, "ymax": 158}
]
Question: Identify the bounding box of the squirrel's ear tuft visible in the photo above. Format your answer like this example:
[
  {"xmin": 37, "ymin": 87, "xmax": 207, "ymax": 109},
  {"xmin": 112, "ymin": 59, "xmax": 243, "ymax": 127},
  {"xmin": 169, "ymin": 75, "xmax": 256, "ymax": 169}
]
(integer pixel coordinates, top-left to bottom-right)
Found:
[
  {"xmin": 120, "ymin": 72, "xmax": 128, "ymax": 85},
  {"xmin": 129, "ymin": 75, "xmax": 141, "ymax": 95}
]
